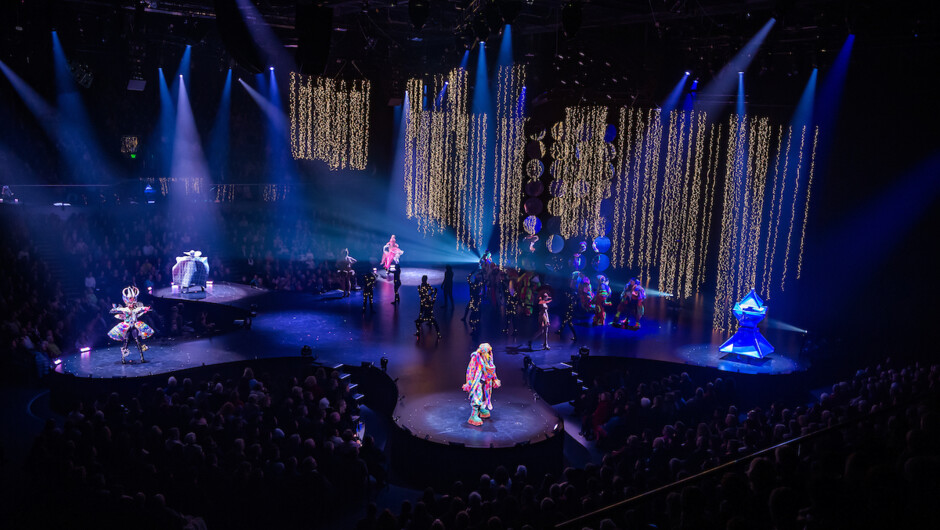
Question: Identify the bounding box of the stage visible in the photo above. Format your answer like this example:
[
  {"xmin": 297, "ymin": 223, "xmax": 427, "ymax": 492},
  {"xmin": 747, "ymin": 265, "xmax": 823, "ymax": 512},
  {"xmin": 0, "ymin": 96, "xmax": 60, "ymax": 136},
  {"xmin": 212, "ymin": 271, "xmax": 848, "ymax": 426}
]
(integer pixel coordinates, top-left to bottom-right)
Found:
[{"xmin": 55, "ymin": 266, "xmax": 808, "ymax": 473}]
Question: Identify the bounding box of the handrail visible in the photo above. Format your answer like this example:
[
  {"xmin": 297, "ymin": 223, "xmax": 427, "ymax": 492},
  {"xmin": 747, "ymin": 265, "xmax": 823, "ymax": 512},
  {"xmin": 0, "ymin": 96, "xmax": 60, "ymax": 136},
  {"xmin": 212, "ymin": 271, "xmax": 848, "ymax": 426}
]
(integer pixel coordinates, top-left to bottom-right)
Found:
[{"xmin": 555, "ymin": 390, "xmax": 935, "ymax": 529}]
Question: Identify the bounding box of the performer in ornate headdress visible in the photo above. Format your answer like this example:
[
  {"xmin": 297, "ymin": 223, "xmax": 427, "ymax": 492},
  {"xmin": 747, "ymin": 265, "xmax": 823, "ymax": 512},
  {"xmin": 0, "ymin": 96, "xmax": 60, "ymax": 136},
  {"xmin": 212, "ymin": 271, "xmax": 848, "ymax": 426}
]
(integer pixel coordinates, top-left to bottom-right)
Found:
[
  {"xmin": 462, "ymin": 343, "xmax": 501, "ymax": 426},
  {"xmin": 108, "ymin": 286, "xmax": 154, "ymax": 363},
  {"xmin": 381, "ymin": 235, "xmax": 404, "ymax": 273},
  {"xmin": 414, "ymin": 275, "xmax": 441, "ymax": 340}
]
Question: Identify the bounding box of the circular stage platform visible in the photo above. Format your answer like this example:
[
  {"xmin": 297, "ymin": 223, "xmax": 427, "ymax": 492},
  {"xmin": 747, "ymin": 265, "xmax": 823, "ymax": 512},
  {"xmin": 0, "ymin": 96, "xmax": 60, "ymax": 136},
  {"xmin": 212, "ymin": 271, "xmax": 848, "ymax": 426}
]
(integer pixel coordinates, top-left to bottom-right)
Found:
[
  {"xmin": 395, "ymin": 388, "xmax": 561, "ymax": 448},
  {"xmin": 389, "ymin": 387, "xmax": 564, "ymax": 488},
  {"xmin": 152, "ymin": 282, "xmax": 265, "ymax": 309}
]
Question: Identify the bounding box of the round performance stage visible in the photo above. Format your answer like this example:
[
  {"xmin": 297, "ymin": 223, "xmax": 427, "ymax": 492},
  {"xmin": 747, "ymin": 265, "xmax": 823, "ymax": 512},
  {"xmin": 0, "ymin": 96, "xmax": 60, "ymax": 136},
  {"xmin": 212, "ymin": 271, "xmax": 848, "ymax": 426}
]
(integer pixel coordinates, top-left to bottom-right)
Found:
[{"xmin": 389, "ymin": 387, "xmax": 564, "ymax": 488}]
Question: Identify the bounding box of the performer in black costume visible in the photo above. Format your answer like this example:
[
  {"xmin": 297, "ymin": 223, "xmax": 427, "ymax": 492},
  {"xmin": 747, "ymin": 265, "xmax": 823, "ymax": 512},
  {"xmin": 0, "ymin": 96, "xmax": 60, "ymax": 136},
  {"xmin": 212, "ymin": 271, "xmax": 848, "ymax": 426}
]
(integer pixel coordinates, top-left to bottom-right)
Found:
[
  {"xmin": 529, "ymin": 291, "xmax": 552, "ymax": 350},
  {"xmin": 361, "ymin": 269, "xmax": 376, "ymax": 312},
  {"xmin": 390, "ymin": 265, "xmax": 402, "ymax": 305},
  {"xmin": 462, "ymin": 271, "xmax": 484, "ymax": 335},
  {"xmin": 440, "ymin": 265, "xmax": 454, "ymax": 308},
  {"xmin": 415, "ymin": 275, "xmax": 441, "ymax": 339},
  {"xmin": 337, "ymin": 248, "xmax": 357, "ymax": 297},
  {"xmin": 555, "ymin": 286, "xmax": 578, "ymax": 340},
  {"xmin": 502, "ymin": 274, "xmax": 518, "ymax": 335}
]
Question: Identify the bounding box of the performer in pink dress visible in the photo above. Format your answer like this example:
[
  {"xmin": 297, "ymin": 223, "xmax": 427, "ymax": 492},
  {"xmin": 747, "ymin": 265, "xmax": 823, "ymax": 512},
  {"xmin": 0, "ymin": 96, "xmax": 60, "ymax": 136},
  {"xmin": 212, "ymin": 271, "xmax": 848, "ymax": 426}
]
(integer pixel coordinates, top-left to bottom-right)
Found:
[
  {"xmin": 107, "ymin": 286, "xmax": 154, "ymax": 364},
  {"xmin": 381, "ymin": 235, "xmax": 404, "ymax": 273},
  {"xmin": 462, "ymin": 343, "xmax": 501, "ymax": 426}
]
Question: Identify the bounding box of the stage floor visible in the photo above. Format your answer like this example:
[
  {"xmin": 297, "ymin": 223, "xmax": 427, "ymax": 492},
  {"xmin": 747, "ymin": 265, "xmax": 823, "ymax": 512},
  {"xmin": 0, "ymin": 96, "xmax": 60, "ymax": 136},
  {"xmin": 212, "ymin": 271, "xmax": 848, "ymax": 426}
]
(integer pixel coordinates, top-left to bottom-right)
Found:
[
  {"xmin": 395, "ymin": 388, "xmax": 560, "ymax": 448},
  {"xmin": 152, "ymin": 282, "xmax": 265, "ymax": 309},
  {"xmin": 58, "ymin": 267, "xmax": 809, "ymax": 406}
]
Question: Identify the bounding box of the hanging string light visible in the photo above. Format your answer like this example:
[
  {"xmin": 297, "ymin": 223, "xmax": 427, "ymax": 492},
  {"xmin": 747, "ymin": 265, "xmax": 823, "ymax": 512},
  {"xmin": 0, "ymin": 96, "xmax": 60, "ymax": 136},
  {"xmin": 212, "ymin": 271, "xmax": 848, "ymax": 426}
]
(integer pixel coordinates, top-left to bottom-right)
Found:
[
  {"xmin": 289, "ymin": 72, "xmax": 370, "ymax": 170},
  {"xmin": 495, "ymin": 64, "xmax": 527, "ymax": 267},
  {"xmin": 781, "ymin": 125, "xmax": 807, "ymax": 291},
  {"xmin": 796, "ymin": 125, "xmax": 819, "ymax": 279}
]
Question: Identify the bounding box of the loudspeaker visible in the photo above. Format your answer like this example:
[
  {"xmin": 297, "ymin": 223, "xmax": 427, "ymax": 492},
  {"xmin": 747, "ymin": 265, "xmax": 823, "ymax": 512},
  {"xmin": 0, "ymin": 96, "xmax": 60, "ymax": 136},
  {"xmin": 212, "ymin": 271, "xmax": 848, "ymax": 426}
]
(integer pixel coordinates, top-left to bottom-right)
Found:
[{"xmin": 296, "ymin": 2, "xmax": 333, "ymax": 75}]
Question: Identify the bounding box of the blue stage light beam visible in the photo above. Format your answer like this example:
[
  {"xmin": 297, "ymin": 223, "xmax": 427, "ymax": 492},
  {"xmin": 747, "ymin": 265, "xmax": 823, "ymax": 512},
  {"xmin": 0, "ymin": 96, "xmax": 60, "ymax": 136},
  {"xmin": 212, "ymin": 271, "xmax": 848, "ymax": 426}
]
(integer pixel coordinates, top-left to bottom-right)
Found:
[
  {"xmin": 434, "ymin": 82, "xmax": 448, "ymax": 108},
  {"xmin": 472, "ymin": 42, "xmax": 491, "ymax": 115},
  {"xmin": 174, "ymin": 44, "xmax": 192, "ymax": 86},
  {"xmin": 237, "ymin": 78, "xmax": 288, "ymax": 130},
  {"xmin": 683, "ymin": 79, "xmax": 699, "ymax": 111},
  {"xmin": 265, "ymin": 66, "xmax": 296, "ymax": 185},
  {"xmin": 460, "ymin": 50, "xmax": 470, "ymax": 70},
  {"xmin": 791, "ymin": 68, "xmax": 817, "ymax": 128},
  {"xmin": 152, "ymin": 68, "xmax": 177, "ymax": 179},
  {"xmin": 814, "ymin": 35, "xmax": 854, "ymax": 175},
  {"xmin": 171, "ymin": 79, "xmax": 210, "ymax": 184},
  {"xmin": 498, "ymin": 24, "xmax": 513, "ymax": 66},
  {"xmin": 697, "ymin": 18, "xmax": 776, "ymax": 117},
  {"xmin": 472, "ymin": 40, "xmax": 497, "ymax": 252},
  {"xmin": 661, "ymin": 71, "xmax": 689, "ymax": 114},
  {"xmin": 0, "ymin": 59, "xmax": 56, "ymax": 124},
  {"xmin": 737, "ymin": 71, "xmax": 746, "ymax": 116},
  {"xmin": 49, "ymin": 32, "xmax": 117, "ymax": 182},
  {"xmin": 208, "ymin": 69, "xmax": 233, "ymax": 181},
  {"xmin": 235, "ymin": 0, "xmax": 296, "ymax": 70}
]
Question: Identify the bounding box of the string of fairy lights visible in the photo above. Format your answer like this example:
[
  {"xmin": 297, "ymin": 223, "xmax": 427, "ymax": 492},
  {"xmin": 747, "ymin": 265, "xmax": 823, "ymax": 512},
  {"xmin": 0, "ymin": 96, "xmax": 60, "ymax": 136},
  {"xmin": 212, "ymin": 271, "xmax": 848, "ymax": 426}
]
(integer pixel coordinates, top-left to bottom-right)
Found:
[
  {"xmin": 396, "ymin": 70, "xmax": 821, "ymax": 330},
  {"xmin": 289, "ymin": 72, "xmax": 370, "ymax": 170},
  {"xmin": 402, "ymin": 68, "xmax": 491, "ymax": 250},
  {"xmin": 495, "ymin": 64, "xmax": 528, "ymax": 267}
]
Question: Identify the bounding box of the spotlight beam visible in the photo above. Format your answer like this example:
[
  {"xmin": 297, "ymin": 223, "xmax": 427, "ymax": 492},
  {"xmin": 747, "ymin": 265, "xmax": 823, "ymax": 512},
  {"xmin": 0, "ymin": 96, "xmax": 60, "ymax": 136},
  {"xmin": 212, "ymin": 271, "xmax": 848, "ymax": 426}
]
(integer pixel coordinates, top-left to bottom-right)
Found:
[{"xmin": 697, "ymin": 18, "xmax": 776, "ymax": 117}]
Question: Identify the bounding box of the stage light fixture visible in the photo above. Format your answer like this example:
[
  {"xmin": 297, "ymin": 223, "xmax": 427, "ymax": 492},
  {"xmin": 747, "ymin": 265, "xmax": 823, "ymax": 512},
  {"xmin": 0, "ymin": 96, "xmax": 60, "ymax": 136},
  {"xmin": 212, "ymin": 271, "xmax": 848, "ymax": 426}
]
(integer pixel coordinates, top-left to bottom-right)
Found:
[
  {"xmin": 408, "ymin": 0, "xmax": 430, "ymax": 30},
  {"xmin": 685, "ymin": 71, "xmax": 691, "ymax": 75},
  {"xmin": 269, "ymin": 66, "xmax": 274, "ymax": 71}
]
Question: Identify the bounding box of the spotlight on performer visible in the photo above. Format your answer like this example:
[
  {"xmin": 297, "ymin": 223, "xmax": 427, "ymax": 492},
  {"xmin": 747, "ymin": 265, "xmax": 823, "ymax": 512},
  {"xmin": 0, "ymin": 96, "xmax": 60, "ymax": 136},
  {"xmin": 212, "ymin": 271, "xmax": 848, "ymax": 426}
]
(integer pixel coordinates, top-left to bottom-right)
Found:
[
  {"xmin": 578, "ymin": 346, "xmax": 590, "ymax": 359},
  {"xmin": 380, "ymin": 356, "xmax": 389, "ymax": 372},
  {"xmin": 301, "ymin": 344, "xmax": 313, "ymax": 358}
]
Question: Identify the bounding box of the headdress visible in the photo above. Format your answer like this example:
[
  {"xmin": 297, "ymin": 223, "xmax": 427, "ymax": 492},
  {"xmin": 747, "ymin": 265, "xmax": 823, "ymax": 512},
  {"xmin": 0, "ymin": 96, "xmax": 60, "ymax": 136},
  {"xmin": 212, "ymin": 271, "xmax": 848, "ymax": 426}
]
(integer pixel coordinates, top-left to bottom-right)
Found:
[{"xmin": 122, "ymin": 286, "xmax": 139, "ymax": 305}]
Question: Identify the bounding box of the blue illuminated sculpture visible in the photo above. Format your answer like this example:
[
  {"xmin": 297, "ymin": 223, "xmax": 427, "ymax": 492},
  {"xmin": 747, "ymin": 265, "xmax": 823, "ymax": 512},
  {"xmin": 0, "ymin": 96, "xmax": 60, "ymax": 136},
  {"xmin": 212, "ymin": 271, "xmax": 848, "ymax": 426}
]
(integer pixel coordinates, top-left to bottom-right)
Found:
[{"xmin": 719, "ymin": 289, "xmax": 774, "ymax": 359}]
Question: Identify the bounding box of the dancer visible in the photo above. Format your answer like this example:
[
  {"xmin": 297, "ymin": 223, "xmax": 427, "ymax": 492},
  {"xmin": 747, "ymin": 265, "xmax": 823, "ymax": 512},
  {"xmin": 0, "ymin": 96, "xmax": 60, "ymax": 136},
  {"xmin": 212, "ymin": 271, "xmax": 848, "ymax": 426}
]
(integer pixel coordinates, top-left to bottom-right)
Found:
[
  {"xmin": 361, "ymin": 269, "xmax": 376, "ymax": 312},
  {"xmin": 502, "ymin": 271, "xmax": 518, "ymax": 336},
  {"xmin": 528, "ymin": 291, "xmax": 552, "ymax": 350},
  {"xmin": 414, "ymin": 275, "xmax": 441, "ymax": 339},
  {"xmin": 462, "ymin": 270, "xmax": 484, "ymax": 335},
  {"xmin": 556, "ymin": 284, "xmax": 578, "ymax": 340},
  {"xmin": 390, "ymin": 264, "xmax": 402, "ymax": 305},
  {"xmin": 108, "ymin": 286, "xmax": 154, "ymax": 364},
  {"xmin": 578, "ymin": 274, "xmax": 594, "ymax": 311},
  {"xmin": 440, "ymin": 265, "xmax": 454, "ymax": 308},
  {"xmin": 381, "ymin": 235, "xmax": 404, "ymax": 273},
  {"xmin": 591, "ymin": 275, "xmax": 612, "ymax": 326},
  {"xmin": 614, "ymin": 278, "xmax": 647, "ymax": 329},
  {"xmin": 337, "ymin": 248, "xmax": 357, "ymax": 297},
  {"xmin": 462, "ymin": 343, "xmax": 501, "ymax": 426}
]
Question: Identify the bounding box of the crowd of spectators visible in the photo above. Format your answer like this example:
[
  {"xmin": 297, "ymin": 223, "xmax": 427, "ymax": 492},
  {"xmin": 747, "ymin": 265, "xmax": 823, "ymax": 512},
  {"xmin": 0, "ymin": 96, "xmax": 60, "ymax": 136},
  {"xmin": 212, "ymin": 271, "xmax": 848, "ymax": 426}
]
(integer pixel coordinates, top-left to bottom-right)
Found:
[
  {"xmin": 23, "ymin": 365, "xmax": 380, "ymax": 529},
  {"xmin": 0, "ymin": 205, "xmax": 386, "ymax": 375},
  {"xmin": 355, "ymin": 358, "xmax": 940, "ymax": 530}
]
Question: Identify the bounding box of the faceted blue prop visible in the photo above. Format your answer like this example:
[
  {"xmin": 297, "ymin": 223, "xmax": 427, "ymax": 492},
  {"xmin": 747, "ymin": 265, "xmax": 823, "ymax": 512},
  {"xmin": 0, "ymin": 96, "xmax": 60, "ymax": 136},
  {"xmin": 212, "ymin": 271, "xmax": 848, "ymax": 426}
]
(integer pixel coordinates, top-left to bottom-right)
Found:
[{"xmin": 719, "ymin": 289, "xmax": 775, "ymax": 359}]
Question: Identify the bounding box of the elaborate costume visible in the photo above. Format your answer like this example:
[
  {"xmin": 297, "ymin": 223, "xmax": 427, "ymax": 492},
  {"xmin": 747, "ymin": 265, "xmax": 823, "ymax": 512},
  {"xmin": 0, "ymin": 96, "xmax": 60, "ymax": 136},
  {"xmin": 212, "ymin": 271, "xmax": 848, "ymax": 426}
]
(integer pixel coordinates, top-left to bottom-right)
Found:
[
  {"xmin": 108, "ymin": 286, "xmax": 153, "ymax": 363},
  {"xmin": 337, "ymin": 249, "xmax": 357, "ymax": 297},
  {"xmin": 172, "ymin": 250, "xmax": 209, "ymax": 293},
  {"xmin": 591, "ymin": 275, "xmax": 612, "ymax": 326},
  {"xmin": 578, "ymin": 275, "xmax": 595, "ymax": 311},
  {"xmin": 361, "ymin": 270, "xmax": 376, "ymax": 312},
  {"xmin": 462, "ymin": 270, "xmax": 484, "ymax": 335},
  {"xmin": 414, "ymin": 276, "xmax": 441, "ymax": 339},
  {"xmin": 614, "ymin": 278, "xmax": 646, "ymax": 329},
  {"xmin": 529, "ymin": 292, "xmax": 552, "ymax": 350},
  {"xmin": 462, "ymin": 343, "xmax": 500, "ymax": 426},
  {"xmin": 381, "ymin": 235, "xmax": 403, "ymax": 272}
]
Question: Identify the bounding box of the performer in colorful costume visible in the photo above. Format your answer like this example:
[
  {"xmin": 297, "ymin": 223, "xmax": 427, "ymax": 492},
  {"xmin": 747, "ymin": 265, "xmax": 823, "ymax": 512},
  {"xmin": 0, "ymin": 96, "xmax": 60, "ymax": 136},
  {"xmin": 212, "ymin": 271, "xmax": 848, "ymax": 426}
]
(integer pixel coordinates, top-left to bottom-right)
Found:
[
  {"xmin": 591, "ymin": 275, "xmax": 612, "ymax": 326},
  {"xmin": 108, "ymin": 286, "xmax": 154, "ymax": 363},
  {"xmin": 462, "ymin": 343, "xmax": 501, "ymax": 426},
  {"xmin": 381, "ymin": 235, "xmax": 404, "ymax": 273},
  {"xmin": 613, "ymin": 278, "xmax": 647, "ymax": 329},
  {"xmin": 578, "ymin": 275, "xmax": 595, "ymax": 311}
]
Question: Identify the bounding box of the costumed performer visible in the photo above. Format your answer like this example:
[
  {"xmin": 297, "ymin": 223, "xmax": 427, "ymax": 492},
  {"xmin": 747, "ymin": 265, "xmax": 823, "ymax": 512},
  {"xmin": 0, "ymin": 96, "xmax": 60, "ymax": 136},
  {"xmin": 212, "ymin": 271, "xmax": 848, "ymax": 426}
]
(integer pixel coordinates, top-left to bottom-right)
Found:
[
  {"xmin": 108, "ymin": 286, "xmax": 154, "ymax": 364},
  {"xmin": 462, "ymin": 343, "xmax": 501, "ymax": 426},
  {"xmin": 361, "ymin": 269, "xmax": 376, "ymax": 312},
  {"xmin": 381, "ymin": 235, "xmax": 403, "ymax": 273},
  {"xmin": 414, "ymin": 275, "xmax": 441, "ymax": 340},
  {"xmin": 591, "ymin": 275, "xmax": 612, "ymax": 326},
  {"xmin": 337, "ymin": 248, "xmax": 357, "ymax": 297},
  {"xmin": 528, "ymin": 291, "xmax": 552, "ymax": 350}
]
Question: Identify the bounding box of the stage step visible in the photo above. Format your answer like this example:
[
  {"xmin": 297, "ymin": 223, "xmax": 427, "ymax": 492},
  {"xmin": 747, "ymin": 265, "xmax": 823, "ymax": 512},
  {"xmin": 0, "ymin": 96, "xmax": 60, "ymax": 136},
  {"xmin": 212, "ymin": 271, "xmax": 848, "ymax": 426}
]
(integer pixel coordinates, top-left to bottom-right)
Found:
[
  {"xmin": 347, "ymin": 382, "xmax": 358, "ymax": 393},
  {"xmin": 352, "ymin": 393, "xmax": 365, "ymax": 403}
]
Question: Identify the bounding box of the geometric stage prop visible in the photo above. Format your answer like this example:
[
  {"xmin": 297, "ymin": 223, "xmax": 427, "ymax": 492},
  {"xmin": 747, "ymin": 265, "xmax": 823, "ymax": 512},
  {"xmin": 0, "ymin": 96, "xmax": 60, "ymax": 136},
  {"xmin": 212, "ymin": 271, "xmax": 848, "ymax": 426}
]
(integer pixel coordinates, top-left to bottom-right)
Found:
[{"xmin": 719, "ymin": 289, "xmax": 775, "ymax": 359}]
